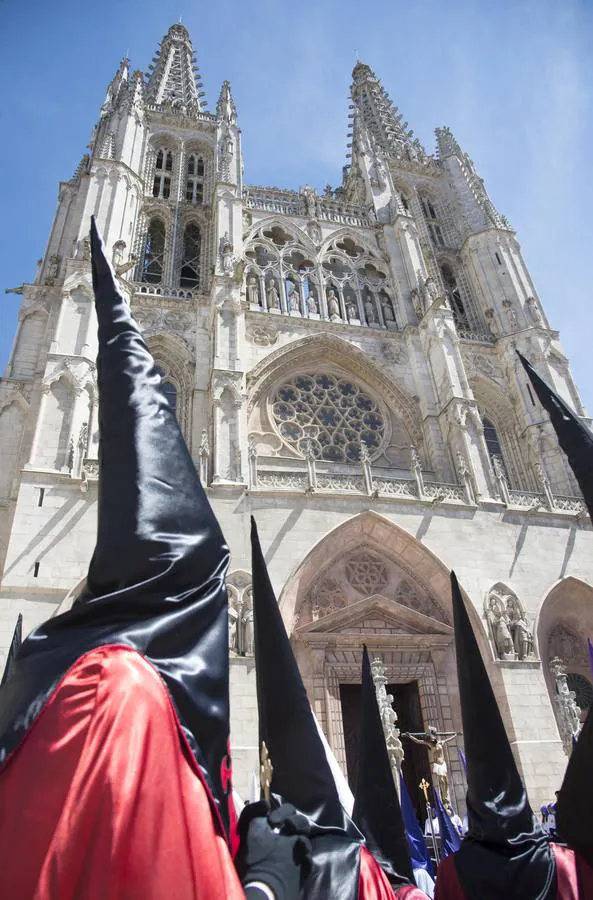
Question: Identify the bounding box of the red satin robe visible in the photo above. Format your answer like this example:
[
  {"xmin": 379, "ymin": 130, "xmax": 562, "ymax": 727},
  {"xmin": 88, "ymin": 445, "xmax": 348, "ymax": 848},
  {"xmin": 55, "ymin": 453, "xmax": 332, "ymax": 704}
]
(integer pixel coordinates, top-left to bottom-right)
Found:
[
  {"xmin": 359, "ymin": 847, "xmax": 429, "ymax": 899},
  {"xmin": 0, "ymin": 645, "xmax": 244, "ymax": 900},
  {"xmin": 434, "ymin": 843, "xmax": 593, "ymax": 899}
]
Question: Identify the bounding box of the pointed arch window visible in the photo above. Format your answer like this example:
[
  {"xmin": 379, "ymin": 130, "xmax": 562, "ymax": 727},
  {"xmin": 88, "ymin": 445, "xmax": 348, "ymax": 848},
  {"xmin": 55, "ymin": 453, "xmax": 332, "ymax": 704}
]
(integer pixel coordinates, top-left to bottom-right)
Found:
[
  {"xmin": 440, "ymin": 264, "xmax": 470, "ymax": 332},
  {"xmin": 155, "ymin": 365, "xmax": 177, "ymax": 415},
  {"xmin": 419, "ymin": 194, "xmax": 445, "ymax": 248},
  {"xmin": 180, "ymin": 222, "xmax": 201, "ymax": 288},
  {"xmin": 141, "ymin": 218, "xmax": 166, "ymax": 284},
  {"xmin": 186, "ymin": 154, "xmax": 206, "ymax": 204},
  {"xmin": 153, "ymin": 149, "xmax": 173, "ymax": 199},
  {"xmin": 482, "ymin": 416, "xmax": 509, "ymax": 479}
]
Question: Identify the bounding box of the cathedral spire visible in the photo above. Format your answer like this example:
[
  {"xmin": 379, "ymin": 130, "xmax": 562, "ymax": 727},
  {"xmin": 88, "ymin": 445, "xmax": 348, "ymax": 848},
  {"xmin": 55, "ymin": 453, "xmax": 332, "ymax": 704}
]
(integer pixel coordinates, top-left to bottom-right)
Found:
[
  {"xmin": 349, "ymin": 62, "xmax": 426, "ymax": 164},
  {"xmin": 145, "ymin": 23, "xmax": 206, "ymax": 115},
  {"xmin": 101, "ymin": 57, "xmax": 129, "ymax": 118}
]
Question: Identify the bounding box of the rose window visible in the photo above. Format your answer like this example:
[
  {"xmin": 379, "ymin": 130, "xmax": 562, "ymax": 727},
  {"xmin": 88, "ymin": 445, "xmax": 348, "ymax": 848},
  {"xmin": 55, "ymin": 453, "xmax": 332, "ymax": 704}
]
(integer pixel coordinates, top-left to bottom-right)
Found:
[
  {"xmin": 345, "ymin": 551, "xmax": 389, "ymax": 595},
  {"xmin": 271, "ymin": 374, "xmax": 385, "ymax": 462}
]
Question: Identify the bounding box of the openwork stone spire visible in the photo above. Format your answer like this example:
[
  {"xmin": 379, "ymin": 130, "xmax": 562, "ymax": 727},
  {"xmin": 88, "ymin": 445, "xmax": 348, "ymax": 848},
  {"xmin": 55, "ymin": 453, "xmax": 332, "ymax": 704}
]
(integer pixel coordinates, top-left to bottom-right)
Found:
[
  {"xmin": 348, "ymin": 62, "xmax": 426, "ymax": 164},
  {"xmin": 146, "ymin": 23, "xmax": 206, "ymax": 115},
  {"xmin": 216, "ymin": 80, "xmax": 237, "ymax": 124}
]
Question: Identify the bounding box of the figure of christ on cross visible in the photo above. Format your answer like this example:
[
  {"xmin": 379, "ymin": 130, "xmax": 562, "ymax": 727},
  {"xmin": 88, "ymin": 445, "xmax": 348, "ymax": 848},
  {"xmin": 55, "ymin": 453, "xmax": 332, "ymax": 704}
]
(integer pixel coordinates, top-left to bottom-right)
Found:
[{"xmin": 403, "ymin": 726, "xmax": 458, "ymax": 805}]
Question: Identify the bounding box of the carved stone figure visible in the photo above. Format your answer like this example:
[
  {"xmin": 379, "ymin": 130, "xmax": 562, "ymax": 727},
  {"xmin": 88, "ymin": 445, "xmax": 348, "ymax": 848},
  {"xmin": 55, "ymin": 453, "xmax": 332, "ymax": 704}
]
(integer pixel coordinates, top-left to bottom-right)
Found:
[
  {"xmin": 301, "ymin": 185, "xmax": 317, "ymax": 218},
  {"xmin": 423, "ymin": 276, "xmax": 439, "ymax": 306},
  {"xmin": 491, "ymin": 455, "xmax": 510, "ymax": 504},
  {"xmin": 410, "ymin": 288, "xmax": 423, "ymax": 319},
  {"xmin": 239, "ymin": 602, "xmax": 254, "ymax": 656},
  {"xmin": 247, "ymin": 274, "xmax": 260, "ymax": 306},
  {"xmin": 456, "ymin": 450, "xmax": 475, "ymax": 504},
  {"xmin": 527, "ymin": 296, "xmax": 544, "ymax": 326},
  {"xmin": 307, "ymin": 292, "xmax": 318, "ymax": 315},
  {"xmin": 550, "ymin": 656, "xmax": 582, "ymax": 755},
  {"xmin": 306, "ymin": 221, "xmax": 322, "ymax": 244},
  {"xmin": 364, "ymin": 297, "xmax": 377, "ymax": 324},
  {"xmin": 266, "ymin": 279, "xmax": 280, "ymax": 310},
  {"xmin": 228, "ymin": 607, "xmax": 238, "ymax": 652},
  {"xmin": 289, "ymin": 285, "xmax": 300, "ymax": 312},
  {"xmin": 382, "ymin": 298, "xmax": 395, "ymax": 323},
  {"xmin": 507, "ymin": 600, "xmax": 533, "ymax": 660},
  {"xmin": 327, "ymin": 288, "xmax": 340, "ymax": 319},
  {"xmin": 346, "ymin": 300, "xmax": 358, "ymax": 321},
  {"xmin": 487, "ymin": 594, "xmax": 514, "ymax": 658},
  {"xmin": 405, "ymin": 726, "xmax": 456, "ymax": 804},
  {"xmin": 371, "ymin": 657, "xmax": 404, "ymax": 787},
  {"xmin": 503, "ymin": 300, "xmax": 518, "ymax": 329}
]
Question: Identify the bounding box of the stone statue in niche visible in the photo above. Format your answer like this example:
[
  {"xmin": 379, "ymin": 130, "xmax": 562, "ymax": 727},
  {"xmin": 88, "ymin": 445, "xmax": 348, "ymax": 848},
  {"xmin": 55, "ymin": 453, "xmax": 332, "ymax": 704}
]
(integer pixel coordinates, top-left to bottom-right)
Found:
[
  {"xmin": 228, "ymin": 606, "xmax": 238, "ymax": 653},
  {"xmin": 247, "ymin": 274, "xmax": 261, "ymax": 307},
  {"xmin": 382, "ymin": 297, "xmax": 395, "ymax": 323},
  {"xmin": 220, "ymin": 234, "xmax": 234, "ymax": 274},
  {"xmin": 487, "ymin": 593, "xmax": 514, "ymax": 659},
  {"xmin": 506, "ymin": 597, "xmax": 533, "ymax": 660},
  {"xmin": 266, "ymin": 279, "xmax": 280, "ymax": 310},
  {"xmin": 346, "ymin": 300, "xmax": 358, "ymax": 321},
  {"xmin": 307, "ymin": 292, "xmax": 318, "ymax": 315},
  {"xmin": 289, "ymin": 285, "xmax": 300, "ymax": 312},
  {"xmin": 327, "ymin": 288, "xmax": 341, "ymax": 320},
  {"xmin": 364, "ymin": 297, "xmax": 377, "ymax": 324},
  {"xmin": 239, "ymin": 594, "xmax": 254, "ymax": 656}
]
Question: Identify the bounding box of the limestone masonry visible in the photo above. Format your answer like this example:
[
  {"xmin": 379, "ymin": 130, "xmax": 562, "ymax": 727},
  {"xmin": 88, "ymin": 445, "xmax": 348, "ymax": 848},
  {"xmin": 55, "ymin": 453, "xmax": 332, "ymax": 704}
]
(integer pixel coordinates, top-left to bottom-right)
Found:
[{"xmin": 2, "ymin": 23, "xmax": 592, "ymax": 811}]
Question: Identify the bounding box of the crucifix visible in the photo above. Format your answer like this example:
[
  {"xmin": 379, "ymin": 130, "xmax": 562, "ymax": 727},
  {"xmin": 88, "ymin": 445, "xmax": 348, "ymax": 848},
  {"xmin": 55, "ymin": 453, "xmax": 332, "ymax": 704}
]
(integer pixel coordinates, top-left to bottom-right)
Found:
[{"xmin": 404, "ymin": 726, "xmax": 458, "ymax": 805}]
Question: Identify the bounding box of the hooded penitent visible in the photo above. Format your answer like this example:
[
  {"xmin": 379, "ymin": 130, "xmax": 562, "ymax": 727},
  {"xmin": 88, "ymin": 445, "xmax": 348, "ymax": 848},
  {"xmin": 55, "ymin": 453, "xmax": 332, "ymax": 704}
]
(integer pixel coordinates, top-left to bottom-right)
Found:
[
  {"xmin": 399, "ymin": 775, "xmax": 434, "ymax": 878},
  {"xmin": 0, "ymin": 613, "xmax": 22, "ymax": 687},
  {"xmin": 447, "ymin": 571, "xmax": 555, "ymax": 900},
  {"xmin": 517, "ymin": 352, "xmax": 593, "ymax": 519},
  {"xmin": 434, "ymin": 790, "xmax": 461, "ymax": 860},
  {"xmin": 250, "ymin": 517, "xmax": 416, "ymax": 899},
  {"xmin": 0, "ymin": 219, "xmax": 234, "ymax": 839},
  {"xmin": 353, "ymin": 645, "xmax": 415, "ymax": 890},
  {"xmin": 556, "ymin": 706, "xmax": 593, "ymax": 871}
]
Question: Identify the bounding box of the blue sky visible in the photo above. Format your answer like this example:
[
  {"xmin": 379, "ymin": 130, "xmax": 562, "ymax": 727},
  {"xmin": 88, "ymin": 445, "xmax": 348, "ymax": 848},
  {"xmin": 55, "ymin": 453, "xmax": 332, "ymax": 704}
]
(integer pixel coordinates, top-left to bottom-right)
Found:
[{"xmin": 1, "ymin": 0, "xmax": 592, "ymax": 407}]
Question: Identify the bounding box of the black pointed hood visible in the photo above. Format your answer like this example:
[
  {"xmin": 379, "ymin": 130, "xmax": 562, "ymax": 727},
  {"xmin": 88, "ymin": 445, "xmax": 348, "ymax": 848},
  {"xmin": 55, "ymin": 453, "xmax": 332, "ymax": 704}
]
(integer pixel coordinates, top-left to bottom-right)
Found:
[
  {"xmin": 517, "ymin": 352, "xmax": 593, "ymax": 517},
  {"xmin": 0, "ymin": 614, "xmax": 22, "ymax": 687},
  {"xmin": 0, "ymin": 219, "xmax": 234, "ymax": 839},
  {"xmin": 450, "ymin": 572, "xmax": 555, "ymax": 899},
  {"xmin": 251, "ymin": 516, "xmax": 356, "ymax": 833},
  {"xmin": 557, "ymin": 708, "xmax": 593, "ymax": 868},
  {"xmin": 352, "ymin": 646, "xmax": 414, "ymax": 888}
]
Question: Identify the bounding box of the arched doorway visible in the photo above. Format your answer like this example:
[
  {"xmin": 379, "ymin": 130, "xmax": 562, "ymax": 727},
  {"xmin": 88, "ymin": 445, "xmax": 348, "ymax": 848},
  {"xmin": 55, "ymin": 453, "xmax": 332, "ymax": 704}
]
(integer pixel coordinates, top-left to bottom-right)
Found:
[
  {"xmin": 537, "ymin": 577, "xmax": 593, "ymax": 752},
  {"xmin": 279, "ymin": 511, "xmax": 509, "ymax": 820}
]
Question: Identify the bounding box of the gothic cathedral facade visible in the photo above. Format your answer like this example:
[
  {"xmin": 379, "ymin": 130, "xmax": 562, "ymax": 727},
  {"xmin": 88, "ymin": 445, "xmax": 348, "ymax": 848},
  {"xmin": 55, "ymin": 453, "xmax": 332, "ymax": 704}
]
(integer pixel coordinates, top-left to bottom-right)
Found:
[{"xmin": 1, "ymin": 23, "xmax": 593, "ymax": 810}]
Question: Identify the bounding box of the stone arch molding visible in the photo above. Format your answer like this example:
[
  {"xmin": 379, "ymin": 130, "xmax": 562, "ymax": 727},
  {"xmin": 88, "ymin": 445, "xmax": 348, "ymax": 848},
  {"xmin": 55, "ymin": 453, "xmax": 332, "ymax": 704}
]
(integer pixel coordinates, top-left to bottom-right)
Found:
[
  {"xmin": 246, "ymin": 332, "xmax": 424, "ymax": 452},
  {"xmin": 484, "ymin": 582, "xmax": 535, "ymax": 661},
  {"xmin": 244, "ymin": 216, "xmax": 318, "ymax": 257},
  {"xmin": 536, "ymin": 577, "xmax": 593, "ymax": 753},
  {"xmin": 277, "ymin": 511, "xmax": 488, "ymax": 648}
]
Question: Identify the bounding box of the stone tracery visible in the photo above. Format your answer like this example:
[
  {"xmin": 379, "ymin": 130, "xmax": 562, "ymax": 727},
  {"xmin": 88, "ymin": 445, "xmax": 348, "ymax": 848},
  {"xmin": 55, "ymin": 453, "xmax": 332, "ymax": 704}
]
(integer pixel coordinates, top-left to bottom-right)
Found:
[
  {"xmin": 243, "ymin": 223, "xmax": 398, "ymax": 328},
  {"xmin": 271, "ymin": 373, "xmax": 386, "ymax": 462}
]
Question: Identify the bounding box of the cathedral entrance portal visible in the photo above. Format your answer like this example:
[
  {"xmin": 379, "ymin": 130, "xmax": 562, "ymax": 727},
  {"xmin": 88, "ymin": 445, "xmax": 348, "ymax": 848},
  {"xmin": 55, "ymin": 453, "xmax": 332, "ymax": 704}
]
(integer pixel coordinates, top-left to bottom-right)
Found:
[
  {"xmin": 340, "ymin": 679, "xmax": 429, "ymax": 821},
  {"xmin": 282, "ymin": 513, "xmax": 504, "ymax": 817}
]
